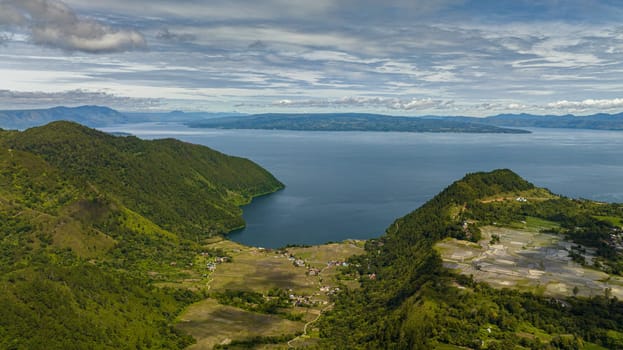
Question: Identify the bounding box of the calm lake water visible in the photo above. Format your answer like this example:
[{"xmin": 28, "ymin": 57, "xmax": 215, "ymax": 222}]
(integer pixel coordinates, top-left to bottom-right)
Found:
[{"xmin": 102, "ymin": 124, "xmax": 623, "ymax": 248}]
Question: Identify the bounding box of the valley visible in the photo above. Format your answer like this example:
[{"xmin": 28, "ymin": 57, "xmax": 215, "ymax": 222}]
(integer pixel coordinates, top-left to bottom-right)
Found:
[{"xmin": 172, "ymin": 238, "xmax": 365, "ymax": 349}]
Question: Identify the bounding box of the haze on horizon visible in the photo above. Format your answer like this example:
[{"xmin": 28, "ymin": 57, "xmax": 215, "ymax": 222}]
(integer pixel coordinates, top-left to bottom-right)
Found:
[{"xmin": 1, "ymin": 0, "xmax": 623, "ymax": 116}]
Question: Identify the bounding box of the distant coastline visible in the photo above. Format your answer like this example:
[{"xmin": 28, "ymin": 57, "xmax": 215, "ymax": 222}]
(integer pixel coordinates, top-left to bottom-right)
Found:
[
  {"xmin": 3, "ymin": 105, "xmax": 623, "ymax": 132},
  {"xmin": 186, "ymin": 113, "xmax": 530, "ymax": 134}
]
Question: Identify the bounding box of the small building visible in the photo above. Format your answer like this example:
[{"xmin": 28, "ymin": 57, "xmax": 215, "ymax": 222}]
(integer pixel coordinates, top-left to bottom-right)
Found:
[{"xmin": 308, "ymin": 268, "xmax": 321, "ymax": 276}]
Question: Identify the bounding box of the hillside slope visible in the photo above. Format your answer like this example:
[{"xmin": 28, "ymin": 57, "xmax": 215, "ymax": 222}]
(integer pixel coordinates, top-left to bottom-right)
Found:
[
  {"xmin": 5, "ymin": 121, "xmax": 283, "ymax": 236},
  {"xmin": 318, "ymin": 170, "xmax": 623, "ymax": 349},
  {"xmin": 0, "ymin": 121, "xmax": 283, "ymax": 349}
]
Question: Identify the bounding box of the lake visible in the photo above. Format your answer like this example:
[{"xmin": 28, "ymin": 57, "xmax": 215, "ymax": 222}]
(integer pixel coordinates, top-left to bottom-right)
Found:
[{"xmin": 101, "ymin": 124, "xmax": 623, "ymax": 248}]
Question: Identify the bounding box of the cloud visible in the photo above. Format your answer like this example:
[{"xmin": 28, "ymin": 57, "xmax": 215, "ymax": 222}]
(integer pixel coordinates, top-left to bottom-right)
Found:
[
  {"xmin": 0, "ymin": 2, "xmax": 23, "ymax": 25},
  {"xmin": 0, "ymin": 0, "xmax": 145, "ymax": 53},
  {"xmin": 271, "ymin": 96, "xmax": 623, "ymax": 115},
  {"xmin": 248, "ymin": 40, "xmax": 268, "ymax": 51},
  {"xmin": 0, "ymin": 89, "xmax": 161, "ymax": 110},
  {"xmin": 156, "ymin": 28, "xmax": 196, "ymax": 42},
  {"xmin": 546, "ymin": 98, "xmax": 623, "ymax": 111},
  {"xmin": 271, "ymin": 96, "xmax": 453, "ymax": 111}
]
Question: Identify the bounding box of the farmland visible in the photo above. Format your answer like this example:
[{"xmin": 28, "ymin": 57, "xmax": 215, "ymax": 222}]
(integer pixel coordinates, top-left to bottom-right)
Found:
[
  {"xmin": 436, "ymin": 226, "xmax": 623, "ymax": 299},
  {"xmin": 174, "ymin": 238, "xmax": 365, "ymax": 348}
]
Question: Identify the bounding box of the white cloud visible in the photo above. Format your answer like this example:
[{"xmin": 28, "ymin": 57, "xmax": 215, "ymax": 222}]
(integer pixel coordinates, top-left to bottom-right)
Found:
[
  {"xmin": 271, "ymin": 96, "xmax": 452, "ymax": 111},
  {"xmin": 0, "ymin": 89, "xmax": 161, "ymax": 110},
  {"xmin": 546, "ymin": 98, "xmax": 623, "ymax": 111},
  {"xmin": 297, "ymin": 50, "xmax": 380, "ymax": 64},
  {"xmin": 0, "ymin": 0, "xmax": 145, "ymax": 53},
  {"xmin": 187, "ymin": 25, "xmax": 363, "ymax": 52},
  {"xmin": 3, "ymin": 1, "xmax": 623, "ymax": 116}
]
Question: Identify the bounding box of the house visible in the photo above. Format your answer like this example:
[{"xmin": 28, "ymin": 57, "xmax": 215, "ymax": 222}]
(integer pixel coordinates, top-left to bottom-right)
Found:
[{"xmin": 308, "ymin": 268, "xmax": 321, "ymax": 276}]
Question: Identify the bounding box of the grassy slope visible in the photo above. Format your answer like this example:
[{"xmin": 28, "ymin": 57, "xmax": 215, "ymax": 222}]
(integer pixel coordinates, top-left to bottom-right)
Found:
[{"xmin": 0, "ymin": 121, "xmax": 284, "ymax": 349}]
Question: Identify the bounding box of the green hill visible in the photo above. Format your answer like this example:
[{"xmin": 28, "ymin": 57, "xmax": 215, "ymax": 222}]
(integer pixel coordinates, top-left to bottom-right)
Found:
[
  {"xmin": 318, "ymin": 169, "xmax": 623, "ymax": 349},
  {"xmin": 0, "ymin": 121, "xmax": 283, "ymax": 349},
  {"xmin": 6, "ymin": 121, "xmax": 283, "ymax": 236}
]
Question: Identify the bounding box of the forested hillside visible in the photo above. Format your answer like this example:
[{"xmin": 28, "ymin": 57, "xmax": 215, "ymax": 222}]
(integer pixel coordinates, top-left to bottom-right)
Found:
[
  {"xmin": 0, "ymin": 121, "xmax": 283, "ymax": 349},
  {"xmin": 318, "ymin": 170, "xmax": 623, "ymax": 349}
]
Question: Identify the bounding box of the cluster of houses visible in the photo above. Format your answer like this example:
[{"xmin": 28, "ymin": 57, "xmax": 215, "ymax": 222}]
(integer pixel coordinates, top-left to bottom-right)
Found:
[
  {"xmin": 288, "ymin": 293, "xmax": 317, "ymax": 307},
  {"xmin": 327, "ymin": 260, "xmax": 349, "ymax": 268},
  {"xmin": 281, "ymin": 252, "xmax": 307, "ymax": 267},
  {"xmin": 204, "ymin": 255, "xmax": 231, "ymax": 272},
  {"xmin": 319, "ymin": 286, "xmax": 341, "ymax": 296},
  {"xmin": 285, "ymin": 287, "xmax": 328, "ymax": 307}
]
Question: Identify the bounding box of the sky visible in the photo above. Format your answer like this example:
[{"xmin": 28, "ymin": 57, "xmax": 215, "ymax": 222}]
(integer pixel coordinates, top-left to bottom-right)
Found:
[{"xmin": 1, "ymin": 0, "xmax": 623, "ymax": 116}]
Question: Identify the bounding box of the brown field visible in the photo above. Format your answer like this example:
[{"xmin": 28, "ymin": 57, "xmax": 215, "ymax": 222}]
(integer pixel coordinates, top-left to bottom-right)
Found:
[
  {"xmin": 174, "ymin": 238, "xmax": 365, "ymax": 349},
  {"xmin": 177, "ymin": 299, "xmax": 303, "ymax": 350},
  {"xmin": 436, "ymin": 226, "xmax": 623, "ymax": 299}
]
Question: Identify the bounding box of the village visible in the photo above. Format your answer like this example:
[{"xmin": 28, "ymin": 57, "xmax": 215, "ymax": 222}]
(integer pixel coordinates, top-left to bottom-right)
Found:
[{"xmin": 174, "ymin": 238, "xmax": 366, "ymax": 349}]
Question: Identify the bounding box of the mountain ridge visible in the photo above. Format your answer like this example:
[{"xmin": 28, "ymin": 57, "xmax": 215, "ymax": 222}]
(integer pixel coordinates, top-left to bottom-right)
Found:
[{"xmin": 3, "ymin": 105, "xmax": 623, "ymax": 131}]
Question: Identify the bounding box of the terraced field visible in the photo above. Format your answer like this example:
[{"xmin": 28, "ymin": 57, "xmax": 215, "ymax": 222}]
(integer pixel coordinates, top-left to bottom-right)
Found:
[{"xmin": 436, "ymin": 226, "xmax": 623, "ymax": 299}]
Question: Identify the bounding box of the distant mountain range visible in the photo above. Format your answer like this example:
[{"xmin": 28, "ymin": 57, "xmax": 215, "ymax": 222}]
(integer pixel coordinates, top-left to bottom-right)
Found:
[
  {"xmin": 0, "ymin": 106, "xmax": 242, "ymax": 129},
  {"xmin": 3, "ymin": 105, "xmax": 623, "ymax": 132},
  {"xmin": 187, "ymin": 113, "xmax": 530, "ymax": 134},
  {"xmin": 0, "ymin": 105, "xmax": 127, "ymax": 129}
]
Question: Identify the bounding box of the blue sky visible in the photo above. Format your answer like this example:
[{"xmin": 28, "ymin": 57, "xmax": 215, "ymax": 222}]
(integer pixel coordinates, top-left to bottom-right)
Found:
[{"xmin": 1, "ymin": 0, "xmax": 623, "ymax": 115}]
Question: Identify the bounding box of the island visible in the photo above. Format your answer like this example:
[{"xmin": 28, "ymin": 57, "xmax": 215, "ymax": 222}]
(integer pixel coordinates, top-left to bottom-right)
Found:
[{"xmin": 186, "ymin": 113, "xmax": 530, "ymax": 134}]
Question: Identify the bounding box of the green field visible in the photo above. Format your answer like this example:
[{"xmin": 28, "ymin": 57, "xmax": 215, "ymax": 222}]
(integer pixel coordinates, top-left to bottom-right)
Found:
[
  {"xmin": 524, "ymin": 216, "xmax": 560, "ymax": 231},
  {"xmin": 594, "ymin": 215, "xmax": 623, "ymax": 227}
]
